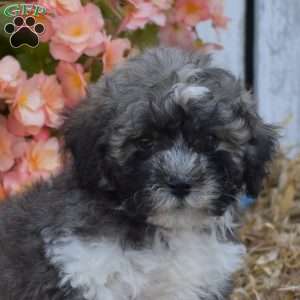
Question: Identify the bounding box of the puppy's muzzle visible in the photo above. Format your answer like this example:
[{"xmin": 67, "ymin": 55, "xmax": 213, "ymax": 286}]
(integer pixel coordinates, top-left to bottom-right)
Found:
[{"xmin": 167, "ymin": 179, "xmax": 191, "ymax": 198}]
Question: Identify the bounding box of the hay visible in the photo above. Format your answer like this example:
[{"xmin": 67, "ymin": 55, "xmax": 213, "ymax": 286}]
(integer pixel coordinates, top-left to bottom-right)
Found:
[{"xmin": 232, "ymin": 153, "xmax": 300, "ymax": 300}]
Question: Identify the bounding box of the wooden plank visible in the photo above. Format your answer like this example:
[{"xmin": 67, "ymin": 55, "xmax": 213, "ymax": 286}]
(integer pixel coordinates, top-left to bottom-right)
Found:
[
  {"xmin": 196, "ymin": 0, "xmax": 246, "ymax": 78},
  {"xmin": 255, "ymin": 0, "xmax": 300, "ymax": 154}
]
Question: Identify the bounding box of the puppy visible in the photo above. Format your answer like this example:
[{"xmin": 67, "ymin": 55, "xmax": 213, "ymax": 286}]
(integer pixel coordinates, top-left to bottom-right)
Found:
[{"xmin": 0, "ymin": 47, "xmax": 277, "ymax": 300}]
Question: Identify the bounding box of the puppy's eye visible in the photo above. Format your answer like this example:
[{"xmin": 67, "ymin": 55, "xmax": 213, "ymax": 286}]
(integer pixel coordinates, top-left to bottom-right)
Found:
[
  {"xmin": 192, "ymin": 134, "xmax": 218, "ymax": 152},
  {"xmin": 248, "ymin": 137, "xmax": 257, "ymax": 146},
  {"xmin": 136, "ymin": 137, "xmax": 154, "ymax": 151}
]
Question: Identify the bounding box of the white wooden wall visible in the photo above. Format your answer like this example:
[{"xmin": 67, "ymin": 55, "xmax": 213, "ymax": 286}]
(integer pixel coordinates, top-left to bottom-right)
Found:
[
  {"xmin": 255, "ymin": 0, "xmax": 300, "ymax": 155},
  {"xmin": 196, "ymin": 0, "xmax": 246, "ymax": 78},
  {"xmin": 198, "ymin": 0, "xmax": 300, "ymax": 155}
]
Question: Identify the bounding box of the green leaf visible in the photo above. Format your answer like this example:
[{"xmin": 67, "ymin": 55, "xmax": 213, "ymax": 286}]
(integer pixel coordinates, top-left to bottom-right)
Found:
[
  {"xmin": 86, "ymin": 0, "xmax": 121, "ymax": 35},
  {"xmin": 77, "ymin": 55, "xmax": 89, "ymax": 65},
  {"xmin": 16, "ymin": 52, "xmax": 41, "ymax": 75},
  {"xmin": 0, "ymin": 35, "xmax": 13, "ymax": 57},
  {"xmin": 14, "ymin": 43, "xmax": 56, "ymax": 76},
  {"xmin": 124, "ymin": 24, "xmax": 159, "ymax": 50},
  {"xmin": 33, "ymin": 43, "xmax": 57, "ymax": 74},
  {"xmin": 90, "ymin": 59, "xmax": 103, "ymax": 82},
  {"xmin": 0, "ymin": 5, "xmax": 13, "ymax": 38}
]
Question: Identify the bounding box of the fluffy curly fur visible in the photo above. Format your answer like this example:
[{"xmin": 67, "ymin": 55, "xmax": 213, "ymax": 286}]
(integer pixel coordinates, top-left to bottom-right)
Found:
[{"xmin": 0, "ymin": 47, "xmax": 278, "ymax": 300}]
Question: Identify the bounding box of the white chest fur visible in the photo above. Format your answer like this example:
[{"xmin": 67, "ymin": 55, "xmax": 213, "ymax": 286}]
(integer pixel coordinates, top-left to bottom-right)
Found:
[{"xmin": 45, "ymin": 230, "xmax": 245, "ymax": 300}]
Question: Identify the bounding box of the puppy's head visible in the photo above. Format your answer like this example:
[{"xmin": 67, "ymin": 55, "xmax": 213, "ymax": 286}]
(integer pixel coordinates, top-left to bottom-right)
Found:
[{"xmin": 64, "ymin": 47, "xmax": 278, "ymax": 228}]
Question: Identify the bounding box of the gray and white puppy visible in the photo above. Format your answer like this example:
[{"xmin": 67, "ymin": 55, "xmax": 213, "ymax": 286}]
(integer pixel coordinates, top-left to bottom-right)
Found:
[{"xmin": 0, "ymin": 47, "xmax": 277, "ymax": 300}]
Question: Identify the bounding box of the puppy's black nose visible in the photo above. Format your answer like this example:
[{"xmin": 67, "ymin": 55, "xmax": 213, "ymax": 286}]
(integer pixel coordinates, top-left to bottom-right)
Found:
[{"xmin": 168, "ymin": 180, "xmax": 191, "ymax": 198}]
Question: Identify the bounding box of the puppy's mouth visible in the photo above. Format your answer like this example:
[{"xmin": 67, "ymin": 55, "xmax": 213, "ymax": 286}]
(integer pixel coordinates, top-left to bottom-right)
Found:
[{"xmin": 146, "ymin": 190, "xmax": 219, "ymax": 229}]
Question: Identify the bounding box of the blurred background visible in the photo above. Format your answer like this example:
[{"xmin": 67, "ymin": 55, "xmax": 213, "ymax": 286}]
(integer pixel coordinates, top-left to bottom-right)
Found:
[{"xmin": 0, "ymin": 1, "xmax": 299, "ymax": 299}]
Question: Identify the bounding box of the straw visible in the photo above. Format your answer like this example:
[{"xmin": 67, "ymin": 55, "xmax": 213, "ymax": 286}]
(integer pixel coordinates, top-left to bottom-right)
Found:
[{"xmin": 231, "ymin": 153, "xmax": 300, "ymax": 300}]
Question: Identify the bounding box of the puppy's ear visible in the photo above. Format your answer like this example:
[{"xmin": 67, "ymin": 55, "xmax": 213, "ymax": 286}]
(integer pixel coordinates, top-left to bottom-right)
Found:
[
  {"xmin": 63, "ymin": 82, "xmax": 115, "ymax": 192},
  {"xmin": 241, "ymin": 96, "xmax": 279, "ymax": 197}
]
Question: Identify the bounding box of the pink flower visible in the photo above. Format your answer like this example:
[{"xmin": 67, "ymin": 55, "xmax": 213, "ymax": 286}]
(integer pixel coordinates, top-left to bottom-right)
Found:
[
  {"xmin": 175, "ymin": 0, "xmax": 210, "ymax": 27},
  {"xmin": 38, "ymin": 0, "xmax": 82, "ymax": 15},
  {"xmin": 159, "ymin": 21, "xmax": 196, "ymax": 49},
  {"xmin": 0, "ymin": 116, "xmax": 26, "ymax": 172},
  {"xmin": 35, "ymin": 14, "xmax": 55, "ymax": 42},
  {"xmin": 40, "ymin": 74, "xmax": 65, "ymax": 128},
  {"xmin": 25, "ymin": 137, "xmax": 61, "ymax": 180},
  {"xmin": 2, "ymin": 160, "xmax": 32, "ymax": 196},
  {"xmin": 34, "ymin": 128, "xmax": 51, "ymax": 142},
  {"xmin": 8, "ymin": 73, "xmax": 65, "ymax": 136},
  {"xmin": 0, "ymin": 56, "xmax": 26, "ymax": 99},
  {"xmin": 9, "ymin": 74, "xmax": 45, "ymax": 129},
  {"xmin": 7, "ymin": 113, "xmax": 40, "ymax": 137},
  {"xmin": 35, "ymin": 0, "xmax": 83, "ymax": 42},
  {"xmin": 2, "ymin": 136, "xmax": 61, "ymax": 196},
  {"xmin": 209, "ymin": 0, "xmax": 229, "ymax": 29},
  {"xmin": 50, "ymin": 3, "xmax": 106, "ymax": 62},
  {"xmin": 0, "ymin": 117, "xmax": 16, "ymax": 172},
  {"xmin": 122, "ymin": 0, "xmax": 167, "ymax": 31},
  {"xmin": 151, "ymin": 0, "xmax": 173, "ymax": 10},
  {"xmin": 102, "ymin": 38, "xmax": 131, "ymax": 73},
  {"xmin": 56, "ymin": 62, "xmax": 87, "ymax": 108}
]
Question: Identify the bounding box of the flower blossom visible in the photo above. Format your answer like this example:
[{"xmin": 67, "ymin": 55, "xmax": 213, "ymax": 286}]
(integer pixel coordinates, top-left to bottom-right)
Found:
[
  {"xmin": 0, "ymin": 116, "xmax": 26, "ymax": 172},
  {"xmin": 151, "ymin": 0, "xmax": 173, "ymax": 10},
  {"xmin": 34, "ymin": 14, "xmax": 55, "ymax": 43},
  {"xmin": 2, "ymin": 133, "xmax": 61, "ymax": 197},
  {"xmin": 38, "ymin": 0, "xmax": 82, "ymax": 15},
  {"xmin": 2, "ymin": 161, "xmax": 31, "ymax": 197},
  {"xmin": 122, "ymin": 0, "xmax": 167, "ymax": 31},
  {"xmin": 25, "ymin": 137, "xmax": 61, "ymax": 180},
  {"xmin": 56, "ymin": 62, "xmax": 87, "ymax": 108},
  {"xmin": 102, "ymin": 38, "xmax": 131, "ymax": 73},
  {"xmin": 0, "ymin": 56, "xmax": 26, "ymax": 99},
  {"xmin": 159, "ymin": 20, "xmax": 196, "ymax": 49},
  {"xmin": 7, "ymin": 73, "xmax": 65, "ymax": 136},
  {"xmin": 175, "ymin": 0, "xmax": 228, "ymax": 28},
  {"xmin": 40, "ymin": 74, "xmax": 65, "ymax": 128},
  {"xmin": 175, "ymin": 0, "xmax": 211, "ymax": 27},
  {"xmin": 50, "ymin": 3, "xmax": 106, "ymax": 62},
  {"xmin": 209, "ymin": 0, "xmax": 229, "ymax": 29}
]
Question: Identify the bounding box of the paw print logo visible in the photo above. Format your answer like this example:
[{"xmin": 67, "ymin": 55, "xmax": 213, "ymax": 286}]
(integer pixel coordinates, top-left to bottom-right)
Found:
[{"xmin": 4, "ymin": 16, "xmax": 45, "ymax": 48}]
